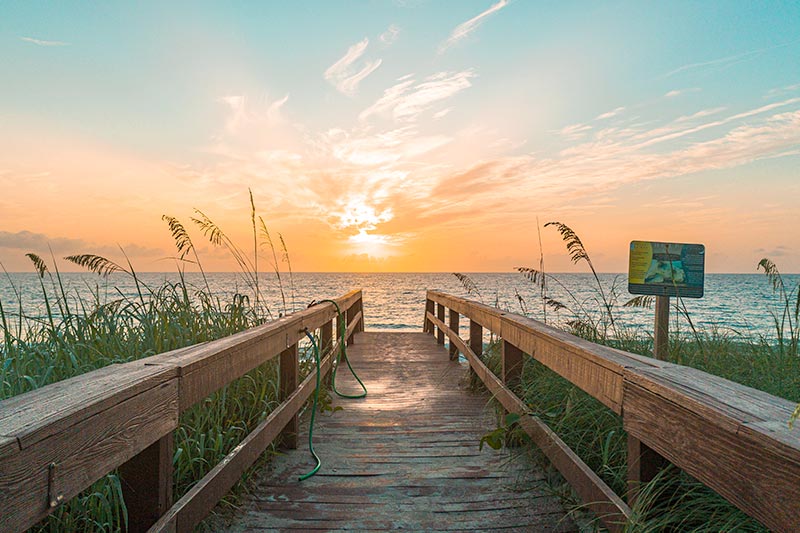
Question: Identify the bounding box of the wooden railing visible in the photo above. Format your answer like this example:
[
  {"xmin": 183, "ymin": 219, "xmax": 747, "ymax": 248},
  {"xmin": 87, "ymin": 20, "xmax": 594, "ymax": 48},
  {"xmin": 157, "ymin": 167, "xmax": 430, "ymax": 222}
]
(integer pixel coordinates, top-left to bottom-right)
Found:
[
  {"xmin": 424, "ymin": 290, "xmax": 800, "ymax": 533},
  {"xmin": 0, "ymin": 290, "xmax": 364, "ymax": 533}
]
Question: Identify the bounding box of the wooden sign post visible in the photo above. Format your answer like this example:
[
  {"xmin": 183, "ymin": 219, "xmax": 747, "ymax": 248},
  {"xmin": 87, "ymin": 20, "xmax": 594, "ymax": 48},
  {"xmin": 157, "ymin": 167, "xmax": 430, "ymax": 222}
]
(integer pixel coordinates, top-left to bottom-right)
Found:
[
  {"xmin": 628, "ymin": 241, "xmax": 705, "ymax": 361},
  {"xmin": 653, "ymin": 295, "xmax": 670, "ymax": 360}
]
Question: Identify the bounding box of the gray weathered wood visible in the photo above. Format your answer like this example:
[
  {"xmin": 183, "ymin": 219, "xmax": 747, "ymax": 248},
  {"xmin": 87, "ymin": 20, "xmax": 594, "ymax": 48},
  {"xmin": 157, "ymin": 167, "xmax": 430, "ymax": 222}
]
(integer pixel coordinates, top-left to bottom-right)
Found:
[
  {"xmin": 428, "ymin": 290, "xmax": 665, "ymax": 414},
  {"xmin": 148, "ymin": 348, "xmax": 336, "ymax": 533},
  {"xmin": 0, "ymin": 290, "xmax": 362, "ymax": 533},
  {"xmin": 426, "ymin": 312, "xmax": 630, "ymax": 531},
  {"xmin": 0, "ymin": 378, "xmax": 179, "ymax": 532},
  {"xmin": 225, "ymin": 332, "xmax": 576, "ymax": 532},
  {"xmin": 623, "ymin": 370, "xmax": 800, "ymax": 533}
]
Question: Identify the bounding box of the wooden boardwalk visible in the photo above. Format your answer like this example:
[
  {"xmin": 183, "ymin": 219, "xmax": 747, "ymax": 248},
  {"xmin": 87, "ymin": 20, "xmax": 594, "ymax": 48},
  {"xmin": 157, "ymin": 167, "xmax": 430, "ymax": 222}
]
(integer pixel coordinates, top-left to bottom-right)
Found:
[{"xmin": 224, "ymin": 332, "xmax": 577, "ymax": 532}]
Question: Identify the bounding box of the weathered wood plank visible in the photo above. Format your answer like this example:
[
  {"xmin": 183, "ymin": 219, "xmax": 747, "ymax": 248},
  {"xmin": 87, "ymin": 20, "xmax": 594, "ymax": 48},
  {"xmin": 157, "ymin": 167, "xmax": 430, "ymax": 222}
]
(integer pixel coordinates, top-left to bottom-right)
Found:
[
  {"xmin": 148, "ymin": 350, "xmax": 335, "ymax": 533},
  {"xmin": 427, "ymin": 290, "xmax": 665, "ymax": 414},
  {"xmin": 224, "ymin": 332, "xmax": 577, "ymax": 532},
  {"xmin": 144, "ymin": 290, "xmax": 361, "ymax": 412},
  {"xmin": 0, "ymin": 361, "xmax": 177, "ymax": 449},
  {"xmin": 0, "ymin": 379, "xmax": 178, "ymax": 533},
  {"xmin": 427, "ymin": 313, "xmax": 630, "ymax": 531},
  {"xmin": 623, "ymin": 377, "xmax": 800, "ymax": 533},
  {"xmin": 149, "ymin": 313, "xmax": 363, "ymax": 532}
]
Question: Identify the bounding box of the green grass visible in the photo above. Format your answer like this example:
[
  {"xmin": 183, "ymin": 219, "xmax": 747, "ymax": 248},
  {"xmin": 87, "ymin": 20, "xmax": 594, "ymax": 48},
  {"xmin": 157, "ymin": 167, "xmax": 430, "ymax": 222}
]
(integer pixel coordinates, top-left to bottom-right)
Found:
[
  {"xmin": 464, "ymin": 221, "xmax": 799, "ymax": 532},
  {"xmin": 0, "ymin": 192, "xmax": 315, "ymax": 532}
]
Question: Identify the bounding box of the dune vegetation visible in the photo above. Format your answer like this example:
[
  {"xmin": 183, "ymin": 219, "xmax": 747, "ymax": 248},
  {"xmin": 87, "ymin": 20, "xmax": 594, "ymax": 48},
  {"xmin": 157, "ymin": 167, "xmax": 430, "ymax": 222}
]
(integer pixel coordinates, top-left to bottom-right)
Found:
[
  {"xmin": 460, "ymin": 222, "xmax": 799, "ymax": 532},
  {"xmin": 1, "ymin": 193, "xmax": 310, "ymax": 532}
]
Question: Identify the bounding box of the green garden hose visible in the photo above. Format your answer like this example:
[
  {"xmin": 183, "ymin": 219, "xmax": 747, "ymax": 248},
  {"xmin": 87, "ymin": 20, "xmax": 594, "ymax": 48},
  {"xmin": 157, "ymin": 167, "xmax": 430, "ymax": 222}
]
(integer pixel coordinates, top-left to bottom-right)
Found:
[
  {"xmin": 298, "ymin": 300, "xmax": 367, "ymax": 481},
  {"xmin": 299, "ymin": 329, "xmax": 321, "ymax": 481},
  {"xmin": 320, "ymin": 299, "xmax": 367, "ymax": 399}
]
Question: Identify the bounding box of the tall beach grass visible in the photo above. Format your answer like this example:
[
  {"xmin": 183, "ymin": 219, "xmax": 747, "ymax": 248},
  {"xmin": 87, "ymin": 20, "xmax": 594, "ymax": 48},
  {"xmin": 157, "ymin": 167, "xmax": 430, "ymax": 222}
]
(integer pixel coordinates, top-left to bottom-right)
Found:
[
  {"xmin": 460, "ymin": 221, "xmax": 799, "ymax": 532},
  {"xmin": 0, "ymin": 192, "xmax": 314, "ymax": 531}
]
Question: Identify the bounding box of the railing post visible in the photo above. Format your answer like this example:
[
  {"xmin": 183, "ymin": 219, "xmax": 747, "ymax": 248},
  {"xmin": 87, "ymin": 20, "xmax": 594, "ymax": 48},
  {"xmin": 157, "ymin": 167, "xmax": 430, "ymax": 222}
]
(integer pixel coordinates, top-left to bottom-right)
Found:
[
  {"xmin": 346, "ymin": 304, "xmax": 356, "ymax": 346},
  {"xmin": 356, "ymin": 295, "xmax": 365, "ymax": 333},
  {"xmin": 436, "ymin": 303, "xmax": 445, "ymax": 345},
  {"xmin": 449, "ymin": 309, "xmax": 460, "ymax": 360},
  {"xmin": 469, "ymin": 319, "xmax": 482, "ymax": 381},
  {"xmin": 424, "ymin": 298, "xmax": 435, "ymax": 334},
  {"xmin": 501, "ymin": 339, "xmax": 524, "ymax": 391},
  {"xmin": 279, "ymin": 343, "xmax": 299, "ymax": 449},
  {"xmin": 321, "ymin": 319, "xmax": 333, "ymax": 355},
  {"xmin": 119, "ymin": 433, "xmax": 173, "ymax": 533},
  {"xmin": 627, "ymin": 435, "xmax": 669, "ymax": 506}
]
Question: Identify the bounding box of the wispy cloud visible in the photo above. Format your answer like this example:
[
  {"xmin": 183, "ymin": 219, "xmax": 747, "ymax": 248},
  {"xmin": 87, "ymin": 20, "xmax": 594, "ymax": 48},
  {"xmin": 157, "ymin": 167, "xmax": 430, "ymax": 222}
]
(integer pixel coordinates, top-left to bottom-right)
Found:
[
  {"xmin": 596, "ymin": 106, "xmax": 625, "ymax": 120},
  {"xmin": 324, "ymin": 38, "xmax": 382, "ymax": 96},
  {"xmin": 663, "ymin": 39, "xmax": 800, "ymax": 78},
  {"xmin": 20, "ymin": 36, "xmax": 70, "ymax": 47},
  {"xmin": 219, "ymin": 93, "xmax": 289, "ymax": 134},
  {"xmin": 558, "ymin": 123, "xmax": 592, "ymax": 141},
  {"xmin": 380, "ymin": 24, "xmax": 401, "ymax": 45},
  {"xmin": 766, "ymin": 83, "xmax": 800, "ymax": 99},
  {"xmin": 359, "ymin": 70, "xmax": 475, "ymax": 122},
  {"xmin": 665, "ymin": 88, "xmax": 700, "ymax": 98},
  {"xmin": 438, "ymin": 0, "xmax": 508, "ymax": 54},
  {"xmin": 0, "ymin": 230, "xmax": 162, "ymax": 258}
]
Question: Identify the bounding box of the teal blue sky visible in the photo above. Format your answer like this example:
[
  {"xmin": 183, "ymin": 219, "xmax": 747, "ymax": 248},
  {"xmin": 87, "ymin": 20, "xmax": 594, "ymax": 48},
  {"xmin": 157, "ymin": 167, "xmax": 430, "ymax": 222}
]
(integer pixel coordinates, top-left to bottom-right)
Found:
[{"xmin": 1, "ymin": 1, "xmax": 799, "ymax": 272}]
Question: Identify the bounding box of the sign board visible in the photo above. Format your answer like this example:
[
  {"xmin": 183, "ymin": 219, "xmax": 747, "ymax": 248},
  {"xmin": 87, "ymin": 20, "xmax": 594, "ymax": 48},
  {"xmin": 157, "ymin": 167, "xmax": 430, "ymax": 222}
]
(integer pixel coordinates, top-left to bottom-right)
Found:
[{"xmin": 628, "ymin": 240, "xmax": 705, "ymax": 298}]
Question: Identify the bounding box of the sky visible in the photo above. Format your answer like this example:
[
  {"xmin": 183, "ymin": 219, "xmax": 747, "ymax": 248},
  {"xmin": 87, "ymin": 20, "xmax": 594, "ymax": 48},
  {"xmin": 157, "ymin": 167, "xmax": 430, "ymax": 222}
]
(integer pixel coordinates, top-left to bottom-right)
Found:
[{"xmin": 1, "ymin": 1, "xmax": 799, "ymax": 273}]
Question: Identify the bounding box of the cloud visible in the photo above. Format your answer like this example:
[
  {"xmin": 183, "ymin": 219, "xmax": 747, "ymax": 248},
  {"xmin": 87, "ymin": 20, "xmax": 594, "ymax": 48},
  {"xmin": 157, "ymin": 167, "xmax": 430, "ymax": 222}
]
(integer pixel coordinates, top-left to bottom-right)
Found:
[
  {"xmin": 359, "ymin": 70, "xmax": 475, "ymax": 122},
  {"xmin": 663, "ymin": 39, "xmax": 800, "ymax": 78},
  {"xmin": 766, "ymin": 83, "xmax": 800, "ymax": 99},
  {"xmin": 665, "ymin": 88, "xmax": 700, "ymax": 98},
  {"xmin": 755, "ymin": 245, "xmax": 790, "ymax": 258},
  {"xmin": 218, "ymin": 93, "xmax": 290, "ymax": 135},
  {"xmin": 596, "ymin": 106, "xmax": 625, "ymax": 120},
  {"xmin": 439, "ymin": 0, "xmax": 508, "ymax": 53},
  {"xmin": 409, "ymin": 99, "xmax": 800, "ymax": 231},
  {"xmin": 0, "ymin": 230, "xmax": 163, "ymax": 258},
  {"xmin": 324, "ymin": 38, "xmax": 382, "ymax": 96},
  {"xmin": 20, "ymin": 36, "xmax": 69, "ymax": 47},
  {"xmin": 380, "ymin": 24, "xmax": 401, "ymax": 45},
  {"xmin": 558, "ymin": 123, "xmax": 592, "ymax": 141}
]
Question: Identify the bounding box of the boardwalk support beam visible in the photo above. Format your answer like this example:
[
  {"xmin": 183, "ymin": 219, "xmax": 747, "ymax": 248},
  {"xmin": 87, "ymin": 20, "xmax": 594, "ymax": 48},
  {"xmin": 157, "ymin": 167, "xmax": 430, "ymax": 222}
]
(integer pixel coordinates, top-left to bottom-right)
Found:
[
  {"xmin": 449, "ymin": 310, "xmax": 460, "ymax": 360},
  {"xmin": 119, "ymin": 433, "xmax": 173, "ymax": 533},
  {"xmin": 279, "ymin": 343, "xmax": 299, "ymax": 449}
]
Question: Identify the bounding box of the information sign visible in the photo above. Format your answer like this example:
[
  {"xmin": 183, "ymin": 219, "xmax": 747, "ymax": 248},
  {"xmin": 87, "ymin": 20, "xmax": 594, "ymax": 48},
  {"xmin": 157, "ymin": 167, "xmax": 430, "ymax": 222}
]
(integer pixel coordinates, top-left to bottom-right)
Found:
[{"xmin": 628, "ymin": 241, "xmax": 705, "ymax": 298}]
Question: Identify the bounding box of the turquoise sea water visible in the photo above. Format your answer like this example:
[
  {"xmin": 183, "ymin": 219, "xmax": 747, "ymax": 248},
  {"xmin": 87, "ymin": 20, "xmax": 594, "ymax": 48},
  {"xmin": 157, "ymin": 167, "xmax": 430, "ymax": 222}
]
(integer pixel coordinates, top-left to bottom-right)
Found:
[{"xmin": 2, "ymin": 272, "xmax": 798, "ymax": 342}]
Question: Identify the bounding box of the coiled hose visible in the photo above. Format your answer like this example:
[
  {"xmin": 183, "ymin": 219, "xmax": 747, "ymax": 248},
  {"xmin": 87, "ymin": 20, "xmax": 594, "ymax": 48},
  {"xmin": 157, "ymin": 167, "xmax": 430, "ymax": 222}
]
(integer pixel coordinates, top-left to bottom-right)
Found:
[{"xmin": 299, "ymin": 299, "xmax": 367, "ymax": 481}]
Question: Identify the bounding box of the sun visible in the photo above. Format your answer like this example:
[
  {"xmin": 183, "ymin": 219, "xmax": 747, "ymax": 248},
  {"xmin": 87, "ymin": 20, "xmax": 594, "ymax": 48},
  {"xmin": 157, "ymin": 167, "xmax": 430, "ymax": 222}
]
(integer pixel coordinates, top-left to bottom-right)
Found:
[{"xmin": 331, "ymin": 196, "xmax": 401, "ymax": 259}]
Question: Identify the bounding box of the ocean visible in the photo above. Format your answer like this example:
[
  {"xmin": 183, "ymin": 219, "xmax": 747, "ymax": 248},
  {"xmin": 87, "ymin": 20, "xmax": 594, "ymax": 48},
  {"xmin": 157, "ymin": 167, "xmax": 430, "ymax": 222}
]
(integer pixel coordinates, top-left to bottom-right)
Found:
[{"xmin": 2, "ymin": 272, "xmax": 798, "ymax": 342}]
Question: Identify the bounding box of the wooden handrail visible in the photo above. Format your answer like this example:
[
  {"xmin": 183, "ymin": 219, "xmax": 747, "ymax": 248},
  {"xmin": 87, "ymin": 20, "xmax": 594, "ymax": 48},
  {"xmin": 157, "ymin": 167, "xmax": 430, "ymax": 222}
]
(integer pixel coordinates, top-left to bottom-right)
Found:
[
  {"xmin": 0, "ymin": 290, "xmax": 364, "ymax": 533},
  {"xmin": 425, "ymin": 290, "xmax": 800, "ymax": 533}
]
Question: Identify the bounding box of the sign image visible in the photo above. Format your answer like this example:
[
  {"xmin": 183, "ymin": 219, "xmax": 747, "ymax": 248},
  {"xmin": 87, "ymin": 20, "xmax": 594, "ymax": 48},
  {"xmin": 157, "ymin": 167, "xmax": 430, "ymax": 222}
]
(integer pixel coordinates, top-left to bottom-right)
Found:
[{"xmin": 628, "ymin": 241, "xmax": 705, "ymax": 298}]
